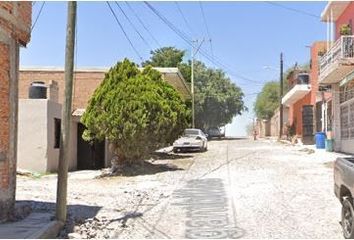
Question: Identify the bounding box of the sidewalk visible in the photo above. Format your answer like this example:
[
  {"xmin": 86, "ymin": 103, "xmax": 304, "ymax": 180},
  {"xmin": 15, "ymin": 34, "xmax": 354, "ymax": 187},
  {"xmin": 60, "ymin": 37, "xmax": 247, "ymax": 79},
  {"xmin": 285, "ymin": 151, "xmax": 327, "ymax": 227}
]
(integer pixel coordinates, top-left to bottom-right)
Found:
[{"xmin": 0, "ymin": 212, "xmax": 63, "ymax": 239}]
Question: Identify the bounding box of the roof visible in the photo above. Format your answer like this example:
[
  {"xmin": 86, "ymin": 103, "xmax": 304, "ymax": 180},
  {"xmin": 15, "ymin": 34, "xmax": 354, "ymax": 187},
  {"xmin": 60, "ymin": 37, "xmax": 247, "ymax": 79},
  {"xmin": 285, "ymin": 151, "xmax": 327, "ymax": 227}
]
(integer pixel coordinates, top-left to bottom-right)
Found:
[
  {"xmin": 321, "ymin": 1, "xmax": 350, "ymax": 22},
  {"xmin": 20, "ymin": 66, "xmax": 191, "ymax": 99}
]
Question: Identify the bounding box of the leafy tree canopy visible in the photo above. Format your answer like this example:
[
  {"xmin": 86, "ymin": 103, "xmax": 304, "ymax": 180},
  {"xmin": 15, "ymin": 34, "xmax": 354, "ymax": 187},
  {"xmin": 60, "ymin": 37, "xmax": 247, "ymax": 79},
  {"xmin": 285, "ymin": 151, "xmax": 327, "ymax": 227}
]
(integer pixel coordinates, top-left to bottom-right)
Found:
[
  {"xmin": 193, "ymin": 61, "xmax": 246, "ymax": 129},
  {"xmin": 143, "ymin": 47, "xmax": 246, "ymax": 129},
  {"xmin": 142, "ymin": 47, "xmax": 185, "ymax": 68},
  {"xmin": 254, "ymin": 81, "xmax": 280, "ymax": 120},
  {"xmin": 81, "ymin": 59, "xmax": 190, "ymax": 165}
]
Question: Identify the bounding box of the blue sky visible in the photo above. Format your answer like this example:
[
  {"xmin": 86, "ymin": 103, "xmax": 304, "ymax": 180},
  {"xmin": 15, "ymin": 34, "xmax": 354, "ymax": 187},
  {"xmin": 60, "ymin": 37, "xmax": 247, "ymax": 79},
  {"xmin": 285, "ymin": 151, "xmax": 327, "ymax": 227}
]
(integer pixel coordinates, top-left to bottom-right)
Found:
[{"xmin": 21, "ymin": 1, "xmax": 328, "ymax": 136}]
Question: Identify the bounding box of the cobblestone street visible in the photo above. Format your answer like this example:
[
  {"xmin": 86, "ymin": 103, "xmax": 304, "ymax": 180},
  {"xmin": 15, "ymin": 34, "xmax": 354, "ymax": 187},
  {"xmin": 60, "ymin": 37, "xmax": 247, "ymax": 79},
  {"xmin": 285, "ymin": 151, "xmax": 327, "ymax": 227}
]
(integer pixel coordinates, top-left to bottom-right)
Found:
[{"xmin": 17, "ymin": 139, "xmax": 348, "ymax": 238}]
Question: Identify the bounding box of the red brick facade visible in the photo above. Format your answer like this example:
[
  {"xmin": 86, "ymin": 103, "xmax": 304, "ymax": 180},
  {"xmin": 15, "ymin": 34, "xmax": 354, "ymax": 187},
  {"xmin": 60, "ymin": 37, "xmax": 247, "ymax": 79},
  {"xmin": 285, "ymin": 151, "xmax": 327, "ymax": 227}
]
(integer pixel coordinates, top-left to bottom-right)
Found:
[
  {"xmin": 19, "ymin": 70, "xmax": 106, "ymax": 110},
  {"xmin": 0, "ymin": 1, "xmax": 31, "ymax": 221}
]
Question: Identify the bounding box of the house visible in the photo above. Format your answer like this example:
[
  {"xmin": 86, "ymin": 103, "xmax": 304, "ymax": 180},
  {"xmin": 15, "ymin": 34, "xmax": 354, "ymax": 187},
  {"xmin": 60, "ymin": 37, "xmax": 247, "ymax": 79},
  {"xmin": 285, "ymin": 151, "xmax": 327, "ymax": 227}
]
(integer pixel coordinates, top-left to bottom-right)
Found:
[
  {"xmin": 17, "ymin": 67, "xmax": 191, "ymax": 173},
  {"xmin": 0, "ymin": 2, "xmax": 31, "ymax": 222},
  {"xmin": 319, "ymin": 1, "xmax": 354, "ymax": 154},
  {"xmin": 281, "ymin": 41, "xmax": 332, "ymax": 144}
]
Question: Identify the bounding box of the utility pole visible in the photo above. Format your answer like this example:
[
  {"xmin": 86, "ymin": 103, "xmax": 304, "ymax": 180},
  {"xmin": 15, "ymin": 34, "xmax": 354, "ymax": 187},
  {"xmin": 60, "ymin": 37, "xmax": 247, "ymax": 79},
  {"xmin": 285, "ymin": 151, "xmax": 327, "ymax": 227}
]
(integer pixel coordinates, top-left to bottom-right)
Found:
[
  {"xmin": 191, "ymin": 39, "xmax": 205, "ymax": 128},
  {"xmin": 279, "ymin": 52, "xmax": 284, "ymax": 140},
  {"xmin": 56, "ymin": 1, "xmax": 76, "ymax": 222}
]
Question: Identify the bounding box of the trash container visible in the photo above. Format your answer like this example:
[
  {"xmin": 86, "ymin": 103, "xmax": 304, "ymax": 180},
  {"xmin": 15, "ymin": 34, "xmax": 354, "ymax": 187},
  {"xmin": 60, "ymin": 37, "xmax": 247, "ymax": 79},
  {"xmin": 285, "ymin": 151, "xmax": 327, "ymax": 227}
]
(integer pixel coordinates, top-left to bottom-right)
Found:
[
  {"xmin": 326, "ymin": 139, "xmax": 334, "ymax": 152},
  {"xmin": 315, "ymin": 132, "xmax": 326, "ymax": 149}
]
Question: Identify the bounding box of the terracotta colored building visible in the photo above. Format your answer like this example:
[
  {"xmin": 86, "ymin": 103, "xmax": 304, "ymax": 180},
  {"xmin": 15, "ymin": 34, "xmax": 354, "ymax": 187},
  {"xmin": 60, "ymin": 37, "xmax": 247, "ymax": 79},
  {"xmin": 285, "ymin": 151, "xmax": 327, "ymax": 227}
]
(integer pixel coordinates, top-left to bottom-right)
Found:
[
  {"xmin": 0, "ymin": 2, "xmax": 31, "ymax": 221},
  {"xmin": 282, "ymin": 41, "xmax": 332, "ymax": 144}
]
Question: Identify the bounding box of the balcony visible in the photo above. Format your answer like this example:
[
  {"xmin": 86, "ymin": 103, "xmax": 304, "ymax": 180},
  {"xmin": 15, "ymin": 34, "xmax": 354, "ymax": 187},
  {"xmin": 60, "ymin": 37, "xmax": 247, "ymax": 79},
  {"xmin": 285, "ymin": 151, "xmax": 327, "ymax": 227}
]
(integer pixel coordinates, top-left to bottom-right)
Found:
[
  {"xmin": 319, "ymin": 36, "xmax": 354, "ymax": 84},
  {"xmin": 282, "ymin": 73, "xmax": 311, "ymax": 106}
]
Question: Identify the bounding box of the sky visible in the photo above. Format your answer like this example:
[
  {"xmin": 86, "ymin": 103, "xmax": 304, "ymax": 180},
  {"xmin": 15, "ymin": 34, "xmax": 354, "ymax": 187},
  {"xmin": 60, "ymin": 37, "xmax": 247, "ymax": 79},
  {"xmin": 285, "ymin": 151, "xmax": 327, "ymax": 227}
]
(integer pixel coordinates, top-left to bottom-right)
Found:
[{"xmin": 21, "ymin": 1, "xmax": 328, "ymax": 136}]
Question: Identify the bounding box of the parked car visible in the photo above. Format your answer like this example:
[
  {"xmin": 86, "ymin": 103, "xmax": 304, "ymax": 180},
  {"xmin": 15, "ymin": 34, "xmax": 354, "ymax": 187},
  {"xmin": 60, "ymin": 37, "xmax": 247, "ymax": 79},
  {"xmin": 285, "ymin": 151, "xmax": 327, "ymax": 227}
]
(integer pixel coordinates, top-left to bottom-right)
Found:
[
  {"xmin": 206, "ymin": 127, "xmax": 225, "ymax": 140},
  {"xmin": 334, "ymin": 157, "xmax": 354, "ymax": 238},
  {"xmin": 173, "ymin": 128, "xmax": 208, "ymax": 153}
]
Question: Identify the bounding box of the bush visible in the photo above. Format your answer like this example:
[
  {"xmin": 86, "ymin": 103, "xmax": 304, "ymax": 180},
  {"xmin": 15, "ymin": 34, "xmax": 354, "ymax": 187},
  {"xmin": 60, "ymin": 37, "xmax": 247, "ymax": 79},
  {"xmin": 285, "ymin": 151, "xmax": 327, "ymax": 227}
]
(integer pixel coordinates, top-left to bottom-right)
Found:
[{"xmin": 81, "ymin": 59, "xmax": 190, "ymax": 167}]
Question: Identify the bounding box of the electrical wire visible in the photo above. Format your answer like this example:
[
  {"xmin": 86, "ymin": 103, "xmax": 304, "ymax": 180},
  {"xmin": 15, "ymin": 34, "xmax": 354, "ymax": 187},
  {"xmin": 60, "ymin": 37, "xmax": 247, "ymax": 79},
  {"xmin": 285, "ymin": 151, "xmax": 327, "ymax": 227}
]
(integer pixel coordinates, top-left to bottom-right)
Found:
[
  {"xmin": 175, "ymin": 2, "xmax": 195, "ymax": 37},
  {"xmin": 199, "ymin": 2, "xmax": 214, "ymax": 59},
  {"xmin": 125, "ymin": 1, "xmax": 161, "ymax": 48},
  {"xmin": 264, "ymin": 1, "xmax": 320, "ymax": 19},
  {"xmin": 114, "ymin": 1, "xmax": 151, "ymax": 49},
  {"xmin": 144, "ymin": 2, "xmax": 265, "ymax": 86},
  {"xmin": 106, "ymin": 1, "xmax": 143, "ymax": 62},
  {"xmin": 31, "ymin": 1, "xmax": 45, "ymax": 33}
]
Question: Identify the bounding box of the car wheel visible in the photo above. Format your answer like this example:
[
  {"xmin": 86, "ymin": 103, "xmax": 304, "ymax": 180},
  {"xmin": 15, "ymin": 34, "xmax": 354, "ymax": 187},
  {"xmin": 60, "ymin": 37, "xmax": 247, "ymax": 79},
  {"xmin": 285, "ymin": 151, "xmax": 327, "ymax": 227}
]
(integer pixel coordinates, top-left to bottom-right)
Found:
[
  {"xmin": 173, "ymin": 148, "xmax": 178, "ymax": 153},
  {"xmin": 342, "ymin": 197, "xmax": 354, "ymax": 239}
]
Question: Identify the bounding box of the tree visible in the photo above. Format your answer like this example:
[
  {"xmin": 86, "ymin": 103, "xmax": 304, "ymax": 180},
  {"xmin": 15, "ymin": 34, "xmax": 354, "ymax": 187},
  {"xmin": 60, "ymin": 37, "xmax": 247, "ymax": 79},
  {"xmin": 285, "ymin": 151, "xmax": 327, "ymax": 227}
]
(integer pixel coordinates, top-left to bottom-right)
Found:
[
  {"xmin": 81, "ymin": 59, "xmax": 190, "ymax": 169},
  {"xmin": 254, "ymin": 81, "xmax": 279, "ymax": 120},
  {"xmin": 143, "ymin": 47, "xmax": 191, "ymax": 82},
  {"xmin": 193, "ymin": 61, "xmax": 246, "ymax": 130},
  {"xmin": 143, "ymin": 47, "xmax": 246, "ymax": 129},
  {"xmin": 142, "ymin": 47, "xmax": 185, "ymax": 68}
]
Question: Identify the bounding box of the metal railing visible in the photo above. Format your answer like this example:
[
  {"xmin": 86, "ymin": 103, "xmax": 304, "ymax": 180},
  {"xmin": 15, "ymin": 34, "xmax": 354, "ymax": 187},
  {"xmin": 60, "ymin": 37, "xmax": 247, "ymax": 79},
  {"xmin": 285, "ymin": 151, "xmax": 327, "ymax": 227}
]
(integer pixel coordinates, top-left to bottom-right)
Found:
[
  {"xmin": 319, "ymin": 35, "xmax": 354, "ymax": 77},
  {"xmin": 285, "ymin": 73, "xmax": 310, "ymax": 94}
]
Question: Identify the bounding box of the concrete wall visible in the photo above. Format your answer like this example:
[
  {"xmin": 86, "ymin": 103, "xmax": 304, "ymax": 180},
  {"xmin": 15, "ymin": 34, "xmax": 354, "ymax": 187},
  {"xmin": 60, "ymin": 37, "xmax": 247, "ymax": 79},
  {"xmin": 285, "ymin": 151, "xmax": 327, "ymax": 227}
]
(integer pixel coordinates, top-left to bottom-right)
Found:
[
  {"xmin": 335, "ymin": 2, "xmax": 354, "ymax": 39},
  {"xmin": 17, "ymin": 99, "xmax": 62, "ymax": 173},
  {"xmin": 0, "ymin": 2, "xmax": 31, "ymax": 221}
]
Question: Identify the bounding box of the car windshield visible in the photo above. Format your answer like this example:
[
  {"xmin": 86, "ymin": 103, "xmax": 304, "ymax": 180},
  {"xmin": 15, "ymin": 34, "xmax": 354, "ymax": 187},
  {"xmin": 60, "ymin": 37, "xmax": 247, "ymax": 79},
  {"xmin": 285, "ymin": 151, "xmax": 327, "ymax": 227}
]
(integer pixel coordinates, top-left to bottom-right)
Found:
[{"xmin": 184, "ymin": 129, "xmax": 199, "ymax": 137}]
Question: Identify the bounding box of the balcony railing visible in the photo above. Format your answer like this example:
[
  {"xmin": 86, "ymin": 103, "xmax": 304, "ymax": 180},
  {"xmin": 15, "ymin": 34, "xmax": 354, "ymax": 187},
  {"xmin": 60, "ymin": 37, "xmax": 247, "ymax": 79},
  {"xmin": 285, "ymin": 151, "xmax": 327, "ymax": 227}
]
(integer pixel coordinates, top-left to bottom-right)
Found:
[
  {"xmin": 285, "ymin": 73, "xmax": 310, "ymax": 94},
  {"xmin": 319, "ymin": 35, "xmax": 354, "ymax": 78}
]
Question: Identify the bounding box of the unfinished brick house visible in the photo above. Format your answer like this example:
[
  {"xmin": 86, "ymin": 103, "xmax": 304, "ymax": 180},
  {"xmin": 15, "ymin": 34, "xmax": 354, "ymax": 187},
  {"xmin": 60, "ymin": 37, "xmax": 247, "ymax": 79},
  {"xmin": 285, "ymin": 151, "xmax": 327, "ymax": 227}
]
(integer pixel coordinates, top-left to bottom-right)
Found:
[
  {"xmin": 0, "ymin": 2, "xmax": 32, "ymax": 221},
  {"xmin": 18, "ymin": 67, "xmax": 191, "ymax": 173}
]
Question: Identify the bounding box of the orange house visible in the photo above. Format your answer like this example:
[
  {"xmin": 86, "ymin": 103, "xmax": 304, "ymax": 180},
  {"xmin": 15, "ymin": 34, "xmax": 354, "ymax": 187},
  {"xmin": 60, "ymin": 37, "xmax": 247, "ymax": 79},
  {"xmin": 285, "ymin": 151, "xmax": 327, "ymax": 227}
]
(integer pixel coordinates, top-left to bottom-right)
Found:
[{"xmin": 282, "ymin": 41, "xmax": 332, "ymax": 144}]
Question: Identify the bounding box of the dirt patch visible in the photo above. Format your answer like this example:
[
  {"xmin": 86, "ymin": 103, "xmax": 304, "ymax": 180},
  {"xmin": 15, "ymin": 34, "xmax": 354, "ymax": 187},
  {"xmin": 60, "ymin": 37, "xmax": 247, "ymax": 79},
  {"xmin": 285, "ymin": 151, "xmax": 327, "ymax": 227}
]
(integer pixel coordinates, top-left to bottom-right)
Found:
[
  {"xmin": 324, "ymin": 161, "xmax": 334, "ymax": 169},
  {"xmin": 98, "ymin": 160, "xmax": 183, "ymax": 178}
]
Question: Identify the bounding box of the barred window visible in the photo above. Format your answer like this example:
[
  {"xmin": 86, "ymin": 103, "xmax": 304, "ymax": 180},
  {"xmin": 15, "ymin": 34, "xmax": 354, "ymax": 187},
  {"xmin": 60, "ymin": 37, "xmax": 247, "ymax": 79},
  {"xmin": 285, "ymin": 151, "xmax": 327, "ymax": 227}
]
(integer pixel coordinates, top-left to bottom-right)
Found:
[{"xmin": 341, "ymin": 105, "xmax": 349, "ymax": 140}]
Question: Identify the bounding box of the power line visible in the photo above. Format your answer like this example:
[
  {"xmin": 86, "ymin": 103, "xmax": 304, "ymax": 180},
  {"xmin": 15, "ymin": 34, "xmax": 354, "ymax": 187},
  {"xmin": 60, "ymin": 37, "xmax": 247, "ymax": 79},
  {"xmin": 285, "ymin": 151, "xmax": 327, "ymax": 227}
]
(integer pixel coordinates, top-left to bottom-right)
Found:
[
  {"xmin": 199, "ymin": 2, "xmax": 214, "ymax": 59},
  {"xmin": 144, "ymin": 2, "xmax": 264, "ymax": 86},
  {"xmin": 125, "ymin": 1, "xmax": 161, "ymax": 48},
  {"xmin": 264, "ymin": 2, "xmax": 320, "ymax": 19},
  {"xmin": 31, "ymin": 1, "xmax": 45, "ymax": 33},
  {"xmin": 106, "ymin": 1, "xmax": 143, "ymax": 61},
  {"xmin": 174, "ymin": 2, "xmax": 195, "ymax": 36},
  {"xmin": 114, "ymin": 1, "xmax": 151, "ymax": 49}
]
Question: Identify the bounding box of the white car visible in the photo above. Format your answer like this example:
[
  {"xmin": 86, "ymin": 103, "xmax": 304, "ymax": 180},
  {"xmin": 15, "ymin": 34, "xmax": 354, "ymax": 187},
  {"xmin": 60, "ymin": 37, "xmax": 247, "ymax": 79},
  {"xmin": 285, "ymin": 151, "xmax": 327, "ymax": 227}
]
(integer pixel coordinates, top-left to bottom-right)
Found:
[{"xmin": 173, "ymin": 128, "xmax": 208, "ymax": 153}]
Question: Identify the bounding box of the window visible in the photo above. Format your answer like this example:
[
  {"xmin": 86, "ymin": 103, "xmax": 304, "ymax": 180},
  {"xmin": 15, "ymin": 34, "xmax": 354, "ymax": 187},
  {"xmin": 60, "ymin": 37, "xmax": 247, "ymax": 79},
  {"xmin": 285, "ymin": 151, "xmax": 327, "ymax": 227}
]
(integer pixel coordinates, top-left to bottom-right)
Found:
[{"xmin": 54, "ymin": 118, "xmax": 61, "ymax": 148}]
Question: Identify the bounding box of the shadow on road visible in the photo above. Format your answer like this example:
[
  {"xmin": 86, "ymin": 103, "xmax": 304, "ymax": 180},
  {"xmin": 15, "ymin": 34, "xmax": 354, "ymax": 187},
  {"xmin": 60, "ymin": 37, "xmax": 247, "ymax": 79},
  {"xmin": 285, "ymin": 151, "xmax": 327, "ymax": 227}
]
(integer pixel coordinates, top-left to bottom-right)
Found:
[
  {"xmin": 208, "ymin": 137, "xmax": 248, "ymax": 141},
  {"xmin": 151, "ymin": 152, "xmax": 194, "ymax": 161}
]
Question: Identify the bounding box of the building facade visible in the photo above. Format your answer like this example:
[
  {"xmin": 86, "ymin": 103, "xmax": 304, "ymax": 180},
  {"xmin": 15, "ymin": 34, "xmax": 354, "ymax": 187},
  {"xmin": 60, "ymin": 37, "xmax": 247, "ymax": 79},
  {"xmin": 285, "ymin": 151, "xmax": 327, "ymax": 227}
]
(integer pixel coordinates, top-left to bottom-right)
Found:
[
  {"xmin": 319, "ymin": 1, "xmax": 354, "ymax": 154},
  {"xmin": 18, "ymin": 67, "xmax": 191, "ymax": 173},
  {"xmin": 281, "ymin": 41, "xmax": 332, "ymax": 144},
  {"xmin": 0, "ymin": 2, "xmax": 31, "ymax": 222}
]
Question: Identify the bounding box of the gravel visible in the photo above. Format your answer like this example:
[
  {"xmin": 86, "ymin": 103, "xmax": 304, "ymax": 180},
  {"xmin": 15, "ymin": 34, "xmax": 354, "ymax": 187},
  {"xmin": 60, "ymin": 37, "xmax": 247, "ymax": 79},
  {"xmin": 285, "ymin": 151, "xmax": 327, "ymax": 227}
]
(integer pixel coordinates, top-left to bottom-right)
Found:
[{"xmin": 16, "ymin": 138, "xmax": 350, "ymax": 238}]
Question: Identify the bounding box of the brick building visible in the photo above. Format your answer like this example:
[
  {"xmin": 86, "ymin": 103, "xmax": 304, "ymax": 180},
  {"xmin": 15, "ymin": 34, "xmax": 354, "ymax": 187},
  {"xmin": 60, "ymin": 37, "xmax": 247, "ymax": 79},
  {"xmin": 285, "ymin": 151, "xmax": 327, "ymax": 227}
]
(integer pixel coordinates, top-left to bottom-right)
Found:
[
  {"xmin": 18, "ymin": 67, "xmax": 191, "ymax": 172},
  {"xmin": 0, "ymin": 2, "xmax": 31, "ymax": 221}
]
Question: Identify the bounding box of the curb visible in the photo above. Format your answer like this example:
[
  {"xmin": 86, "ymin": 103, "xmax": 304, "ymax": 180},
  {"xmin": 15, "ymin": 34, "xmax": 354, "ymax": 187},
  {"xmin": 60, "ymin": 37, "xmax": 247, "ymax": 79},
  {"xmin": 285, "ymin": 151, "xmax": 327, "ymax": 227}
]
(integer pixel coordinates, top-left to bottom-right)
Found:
[{"xmin": 28, "ymin": 220, "xmax": 64, "ymax": 239}]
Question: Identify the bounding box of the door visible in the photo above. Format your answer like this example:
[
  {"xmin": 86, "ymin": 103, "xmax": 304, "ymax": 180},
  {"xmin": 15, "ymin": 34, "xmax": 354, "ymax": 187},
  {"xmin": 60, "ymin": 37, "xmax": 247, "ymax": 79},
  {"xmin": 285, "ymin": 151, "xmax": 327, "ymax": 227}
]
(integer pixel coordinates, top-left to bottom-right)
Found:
[
  {"xmin": 77, "ymin": 123, "xmax": 105, "ymax": 170},
  {"xmin": 302, "ymin": 105, "xmax": 314, "ymax": 144}
]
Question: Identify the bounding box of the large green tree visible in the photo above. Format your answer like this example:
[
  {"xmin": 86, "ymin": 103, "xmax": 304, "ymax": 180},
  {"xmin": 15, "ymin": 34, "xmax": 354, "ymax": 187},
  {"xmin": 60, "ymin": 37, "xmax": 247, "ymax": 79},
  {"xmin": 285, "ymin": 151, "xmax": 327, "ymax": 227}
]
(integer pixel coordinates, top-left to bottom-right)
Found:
[
  {"xmin": 254, "ymin": 81, "xmax": 280, "ymax": 120},
  {"xmin": 81, "ymin": 59, "xmax": 190, "ymax": 168},
  {"xmin": 143, "ymin": 47, "xmax": 245, "ymax": 130},
  {"xmin": 193, "ymin": 61, "xmax": 245, "ymax": 129},
  {"xmin": 142, "ymin": 47, "xmax": 185, "ymax": 68}
]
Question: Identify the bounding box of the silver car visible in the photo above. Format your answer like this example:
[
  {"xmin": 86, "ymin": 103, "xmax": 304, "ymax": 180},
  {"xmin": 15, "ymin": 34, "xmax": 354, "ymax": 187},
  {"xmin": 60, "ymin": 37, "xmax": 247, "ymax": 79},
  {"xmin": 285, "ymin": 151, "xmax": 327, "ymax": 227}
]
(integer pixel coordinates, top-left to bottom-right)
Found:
[{"xmin": 173, "ymin": 128, "xmax": 208, "ymax": 153}]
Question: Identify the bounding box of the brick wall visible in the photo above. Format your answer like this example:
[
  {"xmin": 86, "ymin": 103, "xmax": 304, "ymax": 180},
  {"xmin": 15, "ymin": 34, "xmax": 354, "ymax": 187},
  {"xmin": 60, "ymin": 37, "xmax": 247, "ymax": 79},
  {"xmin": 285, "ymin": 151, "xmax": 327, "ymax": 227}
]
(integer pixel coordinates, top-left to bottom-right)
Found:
[
  {"xmin": 0, "ymin": 1, "xmax": 31, "ymax": 222},
  {"xmin": 19, "ymin": 70, "xmax": 106, "ymax": 110}
]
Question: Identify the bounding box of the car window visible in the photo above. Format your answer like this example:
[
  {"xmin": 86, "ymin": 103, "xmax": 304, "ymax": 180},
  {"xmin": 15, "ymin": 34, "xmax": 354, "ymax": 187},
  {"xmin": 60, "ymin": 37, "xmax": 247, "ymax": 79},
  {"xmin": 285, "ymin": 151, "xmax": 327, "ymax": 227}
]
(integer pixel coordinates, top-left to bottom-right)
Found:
[{"xmin": 184, "ymin": 129, "xmax": 199, "ymax": 136}]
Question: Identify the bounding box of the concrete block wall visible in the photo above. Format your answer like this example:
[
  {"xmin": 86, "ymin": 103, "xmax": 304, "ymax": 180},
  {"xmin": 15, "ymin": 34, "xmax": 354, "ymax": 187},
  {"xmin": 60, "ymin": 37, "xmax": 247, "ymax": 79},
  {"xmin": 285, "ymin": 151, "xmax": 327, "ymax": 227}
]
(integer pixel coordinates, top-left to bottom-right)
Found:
[{"xmin": 0, "ymin": 1, "xmax": 31, "ymax": 222}]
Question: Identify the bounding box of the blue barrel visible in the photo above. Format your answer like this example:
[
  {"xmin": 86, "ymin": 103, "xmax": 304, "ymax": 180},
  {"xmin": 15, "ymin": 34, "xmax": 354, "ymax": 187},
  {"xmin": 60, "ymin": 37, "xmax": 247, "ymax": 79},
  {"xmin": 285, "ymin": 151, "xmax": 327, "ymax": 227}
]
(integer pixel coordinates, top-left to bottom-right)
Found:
[{"xmin": 315, "ymin": 132, "xmax": 326, "ymax": 149}]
